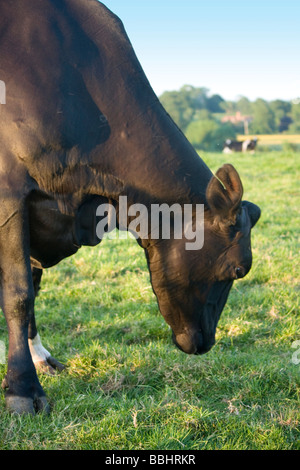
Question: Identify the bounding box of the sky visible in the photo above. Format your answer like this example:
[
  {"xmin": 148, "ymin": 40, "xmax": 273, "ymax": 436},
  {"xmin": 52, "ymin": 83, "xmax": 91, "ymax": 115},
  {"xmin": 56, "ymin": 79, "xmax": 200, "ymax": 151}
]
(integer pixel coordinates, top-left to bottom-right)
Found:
[{"xmin": 103, "ymin": 0, "xmax": 300, "ymax": 102}]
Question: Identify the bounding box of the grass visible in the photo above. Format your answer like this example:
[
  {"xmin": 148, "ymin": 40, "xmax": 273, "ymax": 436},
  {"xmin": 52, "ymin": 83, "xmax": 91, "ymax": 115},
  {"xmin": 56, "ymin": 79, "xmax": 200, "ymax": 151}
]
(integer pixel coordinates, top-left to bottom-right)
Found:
[{"xmin": 0, "ymin": 150, "xmax": 299, "ymax": 450}]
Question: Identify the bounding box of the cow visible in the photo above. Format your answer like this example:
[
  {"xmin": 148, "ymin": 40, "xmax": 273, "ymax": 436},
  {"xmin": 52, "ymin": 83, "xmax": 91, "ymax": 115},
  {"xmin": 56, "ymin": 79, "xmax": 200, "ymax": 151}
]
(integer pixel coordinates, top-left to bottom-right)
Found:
[
  {"xmin": 223, "ymin": 139, "xmax": 258, "ymax": 153},
  {"xmin": 0, "ymin": 0, "xmax": 261, "ymax": 415}
]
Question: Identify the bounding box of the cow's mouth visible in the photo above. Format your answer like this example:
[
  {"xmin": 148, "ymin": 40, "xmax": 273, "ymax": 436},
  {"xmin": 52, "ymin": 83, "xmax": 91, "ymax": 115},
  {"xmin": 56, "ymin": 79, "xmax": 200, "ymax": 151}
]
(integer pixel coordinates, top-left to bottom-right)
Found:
[
  {"xmin": 172, "ymin": 281, "xmax": 233, "ymax": 355},
  {"xmin": 172, "ymin": 329, "xmax": 213, "ymax": 355}
]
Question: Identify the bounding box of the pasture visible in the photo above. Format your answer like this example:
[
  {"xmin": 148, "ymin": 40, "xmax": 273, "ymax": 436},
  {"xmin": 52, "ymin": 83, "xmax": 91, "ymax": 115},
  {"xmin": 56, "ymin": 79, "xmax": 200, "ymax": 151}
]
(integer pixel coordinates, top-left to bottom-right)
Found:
[
  {"xmin": 237, "ymin": 134, "xmax": 300, "ymax": 151},
  {"xmin": 0, "ymin": 150, "xmax": 299, "ymax": 450}
]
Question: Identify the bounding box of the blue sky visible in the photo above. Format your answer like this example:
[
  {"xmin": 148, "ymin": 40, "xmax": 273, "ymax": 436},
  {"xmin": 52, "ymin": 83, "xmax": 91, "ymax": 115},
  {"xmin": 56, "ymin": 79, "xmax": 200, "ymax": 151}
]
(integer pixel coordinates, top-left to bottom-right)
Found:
[{"xmin": 103, "ymin": 0, "xmax": 300, "ymax": 101}]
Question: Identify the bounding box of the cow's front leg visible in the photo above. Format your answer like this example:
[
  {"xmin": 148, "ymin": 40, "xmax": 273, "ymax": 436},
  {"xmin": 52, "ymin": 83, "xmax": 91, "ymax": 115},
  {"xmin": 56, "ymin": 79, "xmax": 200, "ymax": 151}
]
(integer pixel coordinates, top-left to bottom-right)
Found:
[
  {"xmin": 0, "ymin": 211, "xmax": 49, "ymax": 414},
  {"xmin": 28, "ymin": 267, "xmax": 65, "ymax": 375}
]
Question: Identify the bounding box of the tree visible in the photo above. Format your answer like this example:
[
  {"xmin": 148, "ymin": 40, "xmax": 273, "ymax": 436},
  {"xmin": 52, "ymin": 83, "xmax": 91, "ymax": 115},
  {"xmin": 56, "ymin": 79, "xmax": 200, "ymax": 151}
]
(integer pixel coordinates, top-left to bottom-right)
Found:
[
  {"xmin": 220, "ymin": 100, "xmax": 238, "ymax": 114},
  {"xmin": 270, "ymin": 100, "xmax": 292, "ymax": 132},
  {"xmin": 288, "ymin": 102, "xmax": 300, "ymax": 133},
  {"xmin": 236, "ymin": 96, "xmax": 253, "ymax": 115},
  {"xmin": 206, "ymin": 94, "xmax": 225, "ymax": 113},
  {"xmin": 159, "ymin": 90, "xmax": 194, "ymax": 131},
  {"xmin": 159, "ymin": 85, "xmax": 221, "ymax": 132},
  {"xmin": 159, "ymin": 85, "xmax": 210, "ymax": 131},
  {"xmin": 278, "ymin": 116, "xmax": 293, "ymax": 132},
  {"xmin": 270, "ymin": 99, "xmax": 291, "ymax": 116},
  {"xmin": 185, "ymin": 119, "xmax": 236, "ymax": 151},
  {"xmin": 159, "ymin": 84, "xmax": 293, "ymax": 137},
  {"xmin": 180, "ymin": 85, "xmax": 209, "ymax": 110},
  {"xmin": 250, "ymin": 99, "xmax": 276, "ymax": 134}
]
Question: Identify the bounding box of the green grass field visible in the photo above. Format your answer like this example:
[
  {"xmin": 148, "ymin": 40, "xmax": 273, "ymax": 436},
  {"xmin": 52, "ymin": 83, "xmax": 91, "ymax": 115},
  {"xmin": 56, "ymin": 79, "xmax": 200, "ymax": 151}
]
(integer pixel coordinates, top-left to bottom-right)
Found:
[{"xmin": 0, "ymin": 150, "xmax": 299, "ymax": 450}]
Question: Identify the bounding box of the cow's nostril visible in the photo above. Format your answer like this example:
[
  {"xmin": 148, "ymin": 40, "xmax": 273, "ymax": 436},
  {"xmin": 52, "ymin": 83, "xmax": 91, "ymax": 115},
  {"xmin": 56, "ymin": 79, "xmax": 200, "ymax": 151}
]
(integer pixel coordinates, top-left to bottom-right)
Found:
[{"xmin": 235, "ymin": 267, "xmax": 244, "ymax": 278}]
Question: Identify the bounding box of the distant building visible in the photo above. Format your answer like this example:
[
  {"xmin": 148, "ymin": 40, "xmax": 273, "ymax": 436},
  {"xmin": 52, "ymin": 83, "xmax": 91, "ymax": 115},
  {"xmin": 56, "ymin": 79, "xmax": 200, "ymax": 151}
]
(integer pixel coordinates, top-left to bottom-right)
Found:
[{"xmin": 222, "ymin": 111, "xmax": 253, "ymax": 134}]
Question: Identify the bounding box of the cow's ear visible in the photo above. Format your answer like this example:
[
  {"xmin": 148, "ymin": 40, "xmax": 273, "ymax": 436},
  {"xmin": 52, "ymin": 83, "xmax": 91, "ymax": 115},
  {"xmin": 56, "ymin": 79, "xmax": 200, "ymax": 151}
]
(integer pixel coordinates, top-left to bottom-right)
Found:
[
  {"xmin": 206, "ymin": 164, "xmax": 243, "ymax": 223},
  {"xmin": 242, "ymin": 201, "xmax": 261, "ymax": 228}
]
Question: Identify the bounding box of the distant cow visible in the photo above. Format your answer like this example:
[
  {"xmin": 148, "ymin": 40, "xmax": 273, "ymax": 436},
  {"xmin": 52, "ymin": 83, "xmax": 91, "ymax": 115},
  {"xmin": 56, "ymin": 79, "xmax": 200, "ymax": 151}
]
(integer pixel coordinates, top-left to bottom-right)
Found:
[
  {"xmin": 0, "ymin": 0, "xmax": 261, "ymax": 415},
  {"xmin": 223, "ymin": 138, "xmax": 258, "ymax": 153}
]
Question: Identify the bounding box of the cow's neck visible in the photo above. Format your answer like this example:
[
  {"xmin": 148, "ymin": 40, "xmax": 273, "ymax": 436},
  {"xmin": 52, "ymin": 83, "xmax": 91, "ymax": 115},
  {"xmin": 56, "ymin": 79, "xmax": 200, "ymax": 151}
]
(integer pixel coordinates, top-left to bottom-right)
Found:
[
  {"xmin": 89, "ymin": 82, "xmax": 212, "ymax": 209},
  {"xmin": 95, "ymin": 97, "xmax": 213, "ymax": 249},
  {"xmin": 76, "ymin": 16, "xmax": 213, "ymax": 209},
  {"xmin": 110, "ymin": 103, "xmax": 212, "ymax": 208}
]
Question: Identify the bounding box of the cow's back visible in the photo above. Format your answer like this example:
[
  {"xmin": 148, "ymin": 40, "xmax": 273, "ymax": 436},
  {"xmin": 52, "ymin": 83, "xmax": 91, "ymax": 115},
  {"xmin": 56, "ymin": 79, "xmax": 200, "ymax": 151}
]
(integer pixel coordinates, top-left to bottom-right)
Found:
[{"xmin": 0, "ymin": 1, "xmax": 118, "ymax": 165}]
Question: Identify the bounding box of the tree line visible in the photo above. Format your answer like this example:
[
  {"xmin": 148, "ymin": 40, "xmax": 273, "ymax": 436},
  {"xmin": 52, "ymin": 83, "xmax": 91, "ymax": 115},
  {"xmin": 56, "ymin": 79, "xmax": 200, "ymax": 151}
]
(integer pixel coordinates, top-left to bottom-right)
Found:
[{"xmin": 159, "ymin": 85, "xmax": 300, "ymax": 151}]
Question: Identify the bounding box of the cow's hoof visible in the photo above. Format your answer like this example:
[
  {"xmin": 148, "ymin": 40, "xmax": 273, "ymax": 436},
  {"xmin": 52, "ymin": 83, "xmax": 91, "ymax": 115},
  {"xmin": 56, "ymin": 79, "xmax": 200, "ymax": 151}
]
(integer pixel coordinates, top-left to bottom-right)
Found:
[
  {"xmin": 5, "ymin": 395, "xmax": 50, "ymax": 415},
  {"xmin": 34, "ymin": 356, "xmax": 65, "ymax": 376}
]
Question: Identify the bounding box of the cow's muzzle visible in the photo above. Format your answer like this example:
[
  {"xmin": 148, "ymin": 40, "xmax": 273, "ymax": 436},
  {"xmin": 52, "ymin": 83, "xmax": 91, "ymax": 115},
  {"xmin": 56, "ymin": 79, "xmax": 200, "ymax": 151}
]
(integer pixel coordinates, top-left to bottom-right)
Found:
[{"xmin": 172, "ymin": 329, "xmax": 215, "ymax": 355}]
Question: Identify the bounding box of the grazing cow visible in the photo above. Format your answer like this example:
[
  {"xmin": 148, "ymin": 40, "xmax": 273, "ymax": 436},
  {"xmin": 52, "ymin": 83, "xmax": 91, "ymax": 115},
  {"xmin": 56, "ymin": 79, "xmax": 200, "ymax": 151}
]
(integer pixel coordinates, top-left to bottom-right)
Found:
[
  {"xmin": 0, "ymin": 0, "xmax": 261, "ymax": 414},
  {"xmin": 223, "ymin": 139, "xmax": 258, "ymax": 153}
]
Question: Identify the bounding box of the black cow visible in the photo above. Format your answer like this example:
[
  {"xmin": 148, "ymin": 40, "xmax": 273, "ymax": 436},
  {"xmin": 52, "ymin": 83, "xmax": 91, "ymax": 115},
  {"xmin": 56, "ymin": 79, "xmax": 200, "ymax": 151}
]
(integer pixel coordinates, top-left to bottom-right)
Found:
[
  {"xmin": 223, "ymin": 139, "xmax": 258, "ymax": 153},
  {"xmin": 0, "ymin": 0, "xmax": 260, "ymax": 414}
]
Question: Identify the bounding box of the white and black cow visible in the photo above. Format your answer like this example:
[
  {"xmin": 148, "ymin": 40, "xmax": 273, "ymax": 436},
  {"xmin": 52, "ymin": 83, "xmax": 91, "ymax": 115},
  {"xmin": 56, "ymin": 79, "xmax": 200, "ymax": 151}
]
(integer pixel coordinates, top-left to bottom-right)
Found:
[{"xmin": 223, "ymin": 138, "xmax": 258, "ymax": 153}]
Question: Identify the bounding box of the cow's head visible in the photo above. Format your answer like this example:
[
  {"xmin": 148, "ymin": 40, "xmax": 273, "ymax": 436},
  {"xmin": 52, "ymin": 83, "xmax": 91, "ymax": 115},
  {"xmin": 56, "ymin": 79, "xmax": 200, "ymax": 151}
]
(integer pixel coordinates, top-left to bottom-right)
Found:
[{"xmin": 146, "ymin": 164, "xmax": 260, "ymax": 355}]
